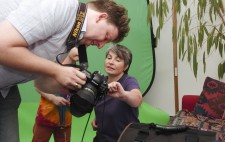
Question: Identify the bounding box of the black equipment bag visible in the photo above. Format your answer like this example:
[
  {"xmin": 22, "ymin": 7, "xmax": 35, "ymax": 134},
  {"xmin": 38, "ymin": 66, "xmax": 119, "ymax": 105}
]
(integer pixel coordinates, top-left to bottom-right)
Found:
[{"xmin": 117, "ymin": 123, "xmax": 216, "ymax": 142}]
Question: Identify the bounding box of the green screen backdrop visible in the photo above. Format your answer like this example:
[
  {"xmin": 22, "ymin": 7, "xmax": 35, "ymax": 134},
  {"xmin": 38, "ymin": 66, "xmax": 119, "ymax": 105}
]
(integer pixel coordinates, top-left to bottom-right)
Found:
[
  {"xmin": 17, "ymin": 0, "xmax": 156, "ymax": 141},
  {"xmin": 19, "ymin": 0, "xmax": 155, "ymax": 100}
]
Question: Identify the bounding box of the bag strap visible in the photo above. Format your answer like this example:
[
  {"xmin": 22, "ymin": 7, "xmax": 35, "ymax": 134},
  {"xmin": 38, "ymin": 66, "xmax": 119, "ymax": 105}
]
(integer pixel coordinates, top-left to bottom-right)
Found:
[
  {"xmin": 133, "ymin": 129, "xmax": 149, "ymax": 142},
  {"xmin": 58, "ymin": 105, "xmax": 66, "ymax": 128},
  {"xmin": 58, "ymin": 94, "xmax": 70, "ymax": 128},
  {"xmin": 66, "ymin": 2, "xmax": 87, "ymax": 51},
  {"xmin": 122, "ymin": 123, "xmax": 150, "ymax": 142}
]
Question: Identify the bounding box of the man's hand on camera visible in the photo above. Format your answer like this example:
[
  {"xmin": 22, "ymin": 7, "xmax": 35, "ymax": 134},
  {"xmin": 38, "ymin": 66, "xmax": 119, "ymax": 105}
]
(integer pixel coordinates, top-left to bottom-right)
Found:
[
  {"xmin": 35, "ymin": 66, "xmax": 87, "ymax": 94},
  {"xmin": 54, "ymin": 65, "xmax": 86, "ymax": 90}
]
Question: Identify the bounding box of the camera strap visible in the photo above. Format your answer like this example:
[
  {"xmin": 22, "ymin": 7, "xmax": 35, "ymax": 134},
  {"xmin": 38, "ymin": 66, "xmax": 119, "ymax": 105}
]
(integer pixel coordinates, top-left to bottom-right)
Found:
[
  {"xmin": 66, "ymin": 2, "xmax": 87, "ymax": 51},
  {"xmin": 78, "ymin": 44, "xmax": 88, "ymax": 70}
]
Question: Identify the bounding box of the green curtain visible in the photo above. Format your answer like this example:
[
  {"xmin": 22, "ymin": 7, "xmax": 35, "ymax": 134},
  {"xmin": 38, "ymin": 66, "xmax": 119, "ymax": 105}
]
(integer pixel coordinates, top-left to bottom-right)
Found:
[
  {"xmin": 19, "ymin": 0, "xmax": 155, "ymax": 100},
  {"xmin": 18, "ymin": 1, "xmax": 159, "ymax": 141},
  {"xmin": 86, "ymin": 0, "xmax": 155, "ymax": 96}
]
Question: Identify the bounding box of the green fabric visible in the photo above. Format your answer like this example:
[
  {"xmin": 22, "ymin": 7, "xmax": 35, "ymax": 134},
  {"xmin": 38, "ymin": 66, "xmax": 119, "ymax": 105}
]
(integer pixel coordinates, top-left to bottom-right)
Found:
[
  {"xmin": 83, "ymin": 0, "xmax": 154, "ymax": 94},
  {"xmin": 18, "ymin": 0, "xmax": 160, "ymax": 141},
  {"xmin": 19, "ymin": 102, "xmax": 169, "ymax": 142},
  {"xmin": 19, "ymin": 0, "xmax": 155, "ymax": 101},
  {"xmin": 139, "ymin": 101, "xmax": 170, "ymax": 125},
  {"xmin": 19, "ymin": 102, "xmax": 96, "ymax": 142}
]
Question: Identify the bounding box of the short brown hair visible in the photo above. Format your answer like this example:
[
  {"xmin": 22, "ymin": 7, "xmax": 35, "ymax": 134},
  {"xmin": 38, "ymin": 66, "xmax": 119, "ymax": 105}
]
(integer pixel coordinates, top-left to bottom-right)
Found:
[
  {"xmin": 87, "ymin": 0, "xmax": 130, "ymax": 43},
  {"xmin": 106, "ymin": 44, "xmax": 132, "ymax": 74}
]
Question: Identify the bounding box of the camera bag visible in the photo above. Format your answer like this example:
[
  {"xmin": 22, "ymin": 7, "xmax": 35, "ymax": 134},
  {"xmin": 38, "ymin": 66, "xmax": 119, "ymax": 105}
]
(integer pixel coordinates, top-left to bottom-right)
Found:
[{"xmin": 117, "ymin": 123, "xmax": 216, "ymax": 142}]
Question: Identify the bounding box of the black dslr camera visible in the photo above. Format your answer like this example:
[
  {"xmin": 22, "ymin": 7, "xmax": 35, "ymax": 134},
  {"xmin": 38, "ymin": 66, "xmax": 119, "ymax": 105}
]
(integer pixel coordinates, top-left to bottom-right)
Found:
[
  {"xmin": 68, "ymin": 45, "xmax": 108, "ymax": 117},
  {"xmin": 70, "ymin": 69, "xmax": 108, "ymax": 117}
]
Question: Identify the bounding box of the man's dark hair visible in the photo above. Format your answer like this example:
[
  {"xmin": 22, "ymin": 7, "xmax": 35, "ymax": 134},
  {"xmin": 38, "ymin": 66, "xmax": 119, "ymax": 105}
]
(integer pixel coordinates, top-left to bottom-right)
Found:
[{"xmin": 87, "ymin": 0, "xmax": 130, "ymax": 43}]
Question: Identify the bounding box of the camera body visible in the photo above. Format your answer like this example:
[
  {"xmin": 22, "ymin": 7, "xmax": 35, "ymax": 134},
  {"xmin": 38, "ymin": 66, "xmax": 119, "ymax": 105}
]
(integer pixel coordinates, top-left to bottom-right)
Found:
[{"xmin": 70, "ymin": 69, "xmax": 108, "ymax": 117}]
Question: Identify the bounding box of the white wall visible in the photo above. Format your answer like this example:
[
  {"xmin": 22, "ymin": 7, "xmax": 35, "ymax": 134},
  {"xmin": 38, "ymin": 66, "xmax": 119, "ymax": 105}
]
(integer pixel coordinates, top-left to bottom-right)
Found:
[
  {"xmin": 144, "ymin": 1, "xmax": 225, "ymax": 115},
  {"xmin": 143, "ymin": 19, "xmax": 176, "ymax": 115}
]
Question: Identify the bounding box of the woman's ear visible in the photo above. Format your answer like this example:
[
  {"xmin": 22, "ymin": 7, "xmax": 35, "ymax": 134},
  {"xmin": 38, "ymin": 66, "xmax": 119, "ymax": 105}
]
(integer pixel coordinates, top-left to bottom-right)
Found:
[{"xmin": 124, "ymin": 65, "xmax": 129, "ymax": 72}]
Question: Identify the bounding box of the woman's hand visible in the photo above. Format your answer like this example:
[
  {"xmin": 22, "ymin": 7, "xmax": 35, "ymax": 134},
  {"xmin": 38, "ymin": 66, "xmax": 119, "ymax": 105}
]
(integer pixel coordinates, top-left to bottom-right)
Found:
[
  {"xmin": 92, "ymin": 118, "xmax": 98, "ymax": 131},
  {"xmin": 108, "ymin": 81, "xmax": 142, "ymax": 107},
  {"xmin": 108, "ymin": 82, "xmax": 126, "ymax": 99}
]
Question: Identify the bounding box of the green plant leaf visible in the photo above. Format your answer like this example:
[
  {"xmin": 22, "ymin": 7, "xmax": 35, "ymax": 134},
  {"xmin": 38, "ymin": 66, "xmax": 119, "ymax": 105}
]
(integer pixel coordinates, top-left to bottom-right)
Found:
[
  {"xmin": 203, "ymin": 25, "xmax": 209, "ymax": 36},
  {"xmin": 218, "ymin": 63, "xmax": 222, "ymax": 79},
  {"xmin": 223, "ymin": 62, "xmax": 225, "ymax": 78},
  {"xmin": 218, "ymin": 62, "xmax": 225, "ymax": 79},
  {"xmin": 203, "ymin": 0, "xmax": 207, "ymax": 13},
  {"xmin": 203, "ymin": 52, "xmax": 206, "ymax": 73},
  {"xmin": 214, "ymin": 35, "xmax": 219, "ymax": 49},
  {"xmin": 176, "ymin": 0, "xmax": 181, "ymax": 14},
  {"xmin": 219, "ymin": 42, "xmax": 223, "ymax": 57},
  {"xmin": 182, "ymin": 50, "xmax": 187, "ymax": 61},
  {"xmin": 178, "ymin": 16, "xmax": 183, "ymax": 38},
  {"xmin": 219, "ymin": 24, "xmax": 223, "ymax": 33},
  {"xmin": 160, "ymin": 0, "xmax": 163, "ymax": 17},
  {"xmin": 181, "ymin": 28, "xmax": 185, "ymax": 54},
  {"xmin": 179, "ymin": 39, "xmax": 182, "ymax": 59},
  {"xmin": 207, "ymin": 36, "xmax": 212, "ymax": 55},
  {"xmin": 218, "ymin": 0, "xmax": 225, "ymax": 14},
  {"xmin": 163, "ymin": 1, "xmax": 169, "ymax": 17},
  {"xmin": 200, "ymin": 22, "xmax": 205, "ymax": 46},
  {"xmin": 183, "ymin": 0, "xmax": 187, "ymax": 6},
  {"xmin": 184, "ymin": 14, "xmax": 189, "ymax": 36},
  {"xmin": 187, "ymin": 36, "xmax": 192, "ymax": 62},
  {"xmin": 156, "ymin": 1, "xmax": 159, "ymax": 17},
  {"xmin": 147, "ymin": 4, "xmax": 151, "ymax": 25},
  {"xmin": 198, "ymin": 29, "xmax": 203, "ymax": 47},
  {"xmin": 193, "ymin": 35, "xmax": 197, "ymax": 50},
  {"xmin": 193, "ymin": 44, "xmax": 198, "ymax": 78},
  {"xmin": 209, "ymin": 6, "xmax": 213, "ymax": 23},
  {"xmin": 159, "ymin": 15, "xmax": 163, "ymax": 29},
  {"xmin": 207, "ymin": 28, "xmax": 215, "ymax": 54},
  {"xmin": 156, "ymin": 27, "xmax": 161, "ymax": 40},
  {"xmin": 224, "ymin": 43, "xmax": 225, "ymax": 54},
  {"xmin": 193, "ymin": 50, "xmax": 198, "ymax": 78}
]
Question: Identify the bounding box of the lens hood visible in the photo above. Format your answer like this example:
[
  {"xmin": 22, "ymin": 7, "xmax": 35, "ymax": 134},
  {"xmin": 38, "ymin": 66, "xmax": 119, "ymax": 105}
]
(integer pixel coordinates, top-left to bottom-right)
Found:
[{"xmin": 70, "ymin": 93, "xmax": 94, "ymax": 117}]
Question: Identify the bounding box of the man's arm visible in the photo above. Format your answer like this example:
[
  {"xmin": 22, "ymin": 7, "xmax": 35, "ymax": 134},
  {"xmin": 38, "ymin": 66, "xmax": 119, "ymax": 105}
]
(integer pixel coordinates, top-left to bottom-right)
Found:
[
  {"xmin": 0, "ymin": 21, "xmax": 86, "ymax": 92},
  {"xmin": 34, "ymin": 47, "xmax": 85, "ymax": 94}
]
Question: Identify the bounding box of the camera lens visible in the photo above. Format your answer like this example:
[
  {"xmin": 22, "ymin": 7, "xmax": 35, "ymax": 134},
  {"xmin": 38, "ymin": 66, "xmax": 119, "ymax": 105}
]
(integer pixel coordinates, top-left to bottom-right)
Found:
[
  {"xmin": 77, "ymin": 83, "xmax": 98, "ymax": 104},
  {"xmin": 70, "ymin": 93, "xmax": 93, "ymax": 117},
  {"xmin": 69, "ymin": 70, "xmax": 108, "ymax": 117}
]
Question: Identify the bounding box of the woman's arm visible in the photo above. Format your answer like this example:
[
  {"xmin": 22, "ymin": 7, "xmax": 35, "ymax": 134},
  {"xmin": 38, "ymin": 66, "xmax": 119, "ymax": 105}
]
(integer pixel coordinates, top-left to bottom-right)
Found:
[{"xmin": 108, "ymin": 82, "xmax": 142, "ymax": 107}]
